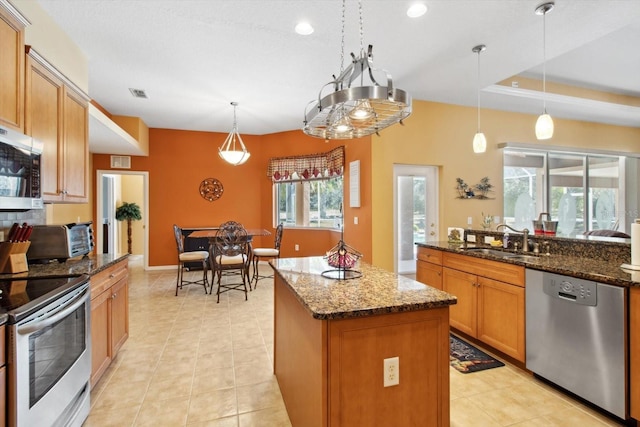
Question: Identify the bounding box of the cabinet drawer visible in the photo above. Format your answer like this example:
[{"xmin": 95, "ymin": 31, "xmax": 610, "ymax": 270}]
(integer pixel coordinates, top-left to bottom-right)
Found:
[
  {"xmin": 442, "ymin": 252, "xmax": 524, "ymax": 287},
  {"xmin": 91, "ymin": 259, "xmax": 128, "ymax": 297},
  {"xmin": 417, "ymin": 247, "xmax": 442, "ymax": 265}
]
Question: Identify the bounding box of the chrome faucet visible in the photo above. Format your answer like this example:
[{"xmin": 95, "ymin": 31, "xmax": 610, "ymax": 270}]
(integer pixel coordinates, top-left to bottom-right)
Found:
[{"xmin": 496, "ymin": 224, "xmax": 530, "ymax": 252}]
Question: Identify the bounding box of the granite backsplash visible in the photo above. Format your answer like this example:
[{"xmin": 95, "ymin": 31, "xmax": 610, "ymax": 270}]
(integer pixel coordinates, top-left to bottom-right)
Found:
[{"xmin": 463, "ymin": 228, "xmax": 630, "ymax": 265}]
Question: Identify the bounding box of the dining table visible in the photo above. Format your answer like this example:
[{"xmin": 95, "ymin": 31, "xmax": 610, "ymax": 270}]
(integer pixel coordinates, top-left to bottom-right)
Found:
[{"xmin": 188, "ymin": 228, "xmax": 271, "ymax": 274}]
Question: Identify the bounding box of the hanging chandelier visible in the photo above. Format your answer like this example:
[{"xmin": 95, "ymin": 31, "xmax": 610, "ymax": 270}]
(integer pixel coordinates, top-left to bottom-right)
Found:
[
  {"xmin": 303, "ymin": 0, "xmax": 411, "ymax": 140},
  {"xmin": 535, "ymin": 2, "xmax": 554, "ymax": 140},
  {"xmin": 472, "ymin": 44, "xmax": 487, "ymax": 154},
  {"xmin": 219, "ymin": 102, "xmax": 250, "ymax": 165}
]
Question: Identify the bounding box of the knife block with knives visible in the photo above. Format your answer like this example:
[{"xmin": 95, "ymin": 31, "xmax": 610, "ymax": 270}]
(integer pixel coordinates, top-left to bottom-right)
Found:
[{"xmin": 0, "ymin": 223, "xmax": 33, "ymax": 273}]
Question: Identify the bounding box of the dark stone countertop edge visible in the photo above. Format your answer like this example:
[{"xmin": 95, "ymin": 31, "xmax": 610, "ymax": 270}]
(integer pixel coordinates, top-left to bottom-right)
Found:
[
  {"xmin": 272, "ymin": 264, "xmax": 457, "ymax": 321},
  {"xmin": 0, "ymin": 253, "xmax": 130, "ymax": 280},
  {"xmin": 417, "ymin": 242, "xmax": 640, "ymax": 288}
]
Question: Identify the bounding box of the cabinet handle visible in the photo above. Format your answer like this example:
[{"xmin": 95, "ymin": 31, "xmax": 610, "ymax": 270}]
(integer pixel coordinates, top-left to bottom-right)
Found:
[
  {"xmin": 112, "ymin": 293, "xmax": 117, "ymax": 299},
  {"xmin": 109, "ymin": 274, "xmax": 115, "ymax": 278}
]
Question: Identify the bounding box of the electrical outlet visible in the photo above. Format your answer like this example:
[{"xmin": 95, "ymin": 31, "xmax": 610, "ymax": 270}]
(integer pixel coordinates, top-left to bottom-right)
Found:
[
  {"xmin": 294, "ymin": 244, "xmax": 299, "ymax": 251},
  {"xmin": 383, "ymin": 357, "xmax": 399, "ymax": 387},
  {"xmin": 467, "ymin": 235, "xmax": 476, "ymax": 243}
]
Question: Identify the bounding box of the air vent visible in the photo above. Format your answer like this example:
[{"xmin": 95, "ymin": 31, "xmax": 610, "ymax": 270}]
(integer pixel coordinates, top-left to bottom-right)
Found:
[
  {"xmin": 111, "ymin": 155, "xmax": 131, "ymax": 169},
  {"xmin": 128, "ymin": 88, "xmax": 148, "ymax": 99}
]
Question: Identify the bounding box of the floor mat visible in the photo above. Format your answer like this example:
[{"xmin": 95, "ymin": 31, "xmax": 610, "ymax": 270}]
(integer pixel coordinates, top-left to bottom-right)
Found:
[{"xmin": 450, "ymin": 334, "xmax": 505, "ymax": 373}]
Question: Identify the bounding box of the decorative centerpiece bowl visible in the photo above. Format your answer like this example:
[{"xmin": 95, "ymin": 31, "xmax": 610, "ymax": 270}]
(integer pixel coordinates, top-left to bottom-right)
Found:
[{"xmin": 323, "ymin": 239, "xmax": 362, "ymax": 279}]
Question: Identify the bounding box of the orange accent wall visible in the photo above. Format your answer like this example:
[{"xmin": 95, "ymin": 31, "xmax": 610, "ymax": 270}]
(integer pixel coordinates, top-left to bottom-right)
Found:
[{"xmin": 92, "ymin": 128, "xmax": 373, "ymax": 267}]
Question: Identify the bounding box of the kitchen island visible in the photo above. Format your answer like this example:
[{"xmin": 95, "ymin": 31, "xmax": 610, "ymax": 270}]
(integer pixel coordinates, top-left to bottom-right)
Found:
[{"xmin": 271, "ymin": 257, "xmax": 456, "ymax": 427}]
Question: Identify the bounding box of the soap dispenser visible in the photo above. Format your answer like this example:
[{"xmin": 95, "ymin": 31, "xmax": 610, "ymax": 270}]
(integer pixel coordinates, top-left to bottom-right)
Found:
[{"xmin": 503, "ymin": 232, "xmax": 509, "ymax": 249}]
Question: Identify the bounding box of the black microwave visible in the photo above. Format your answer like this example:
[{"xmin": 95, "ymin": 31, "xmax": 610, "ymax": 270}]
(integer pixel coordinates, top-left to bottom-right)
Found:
[{"xmin": 0, "ymin": 125, "xmax": 43, "ymax": 210}]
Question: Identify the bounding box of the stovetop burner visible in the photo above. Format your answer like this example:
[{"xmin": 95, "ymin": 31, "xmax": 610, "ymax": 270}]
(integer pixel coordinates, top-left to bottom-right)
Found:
[{"xmin": 0, "ymin": 274, "xmax": 89, "ymax": 322}]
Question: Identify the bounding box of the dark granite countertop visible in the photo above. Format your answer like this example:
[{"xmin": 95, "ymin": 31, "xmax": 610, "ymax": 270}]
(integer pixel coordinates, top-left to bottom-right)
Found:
[
  {"xmin": 0, "ymin": 253, "xmax": 129, "ymax": 280},
  {"xmin": 271, "ymin": 256, "xmax": 457, "ymax": 320},
  {"xmin": 0, "ymin": 254, "xmax": 128, "ymax": 326},
  {"xmin": 417, "ymin": 242, "xmax": 640, "ymax": 288}
]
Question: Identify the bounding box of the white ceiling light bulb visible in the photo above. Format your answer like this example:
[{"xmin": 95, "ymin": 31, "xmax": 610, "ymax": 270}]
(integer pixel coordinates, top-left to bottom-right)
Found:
[
  {"xmin": 472, "ymin": 44, "xmax": 487, "ymax": 154},
  {"xmin": 295, "ymin": 22, "xmax": 314, "ymax": 35},
  {"xmin": 407, "ymin": 3, "xmax": 427, "ymax": 18},
  {"xmin": 535, "ymin": 2, "xmax": 554, "ymax": 140},
  {"xmin": 349, "ymin": 99, "xmax": 374, "ymax": 120},
  {"xmin": 219, "ymin": 102, "xmax": 250, "ymax": 166}
]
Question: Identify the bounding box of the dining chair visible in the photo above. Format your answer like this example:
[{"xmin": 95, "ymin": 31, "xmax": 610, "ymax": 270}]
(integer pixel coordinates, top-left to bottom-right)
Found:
[
  {"xmin": 211, "ymin": 221, "xmax": 251, "ymax": 302},
  {"xmin": 173, "ymin": 224, "xmax": 210, "ymax": 296},
  {"xmin": 251, "ymin": 223, "xmax": 283, "ymax": 288}
]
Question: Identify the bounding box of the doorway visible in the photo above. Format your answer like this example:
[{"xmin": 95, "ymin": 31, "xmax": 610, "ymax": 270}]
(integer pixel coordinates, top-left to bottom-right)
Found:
[
  {"xmin": 393, "ymin": 165, "xmax": 439, "ymax": 274},
  {"xmin": 96, "ymin": 170, "xmax": 149, "ymax": 269}
]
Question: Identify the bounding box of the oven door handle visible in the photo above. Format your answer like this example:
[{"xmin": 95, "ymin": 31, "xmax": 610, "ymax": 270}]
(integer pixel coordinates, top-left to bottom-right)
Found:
[{"xmin": 17, "ymin": 287, "xmax": 89, "ymax": 335}]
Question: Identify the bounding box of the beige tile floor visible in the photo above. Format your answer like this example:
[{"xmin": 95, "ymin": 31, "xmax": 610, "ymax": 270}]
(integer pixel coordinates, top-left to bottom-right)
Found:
[{"xmin": 86, "ymin": 257, "xmax": 625, "ymax": 426}]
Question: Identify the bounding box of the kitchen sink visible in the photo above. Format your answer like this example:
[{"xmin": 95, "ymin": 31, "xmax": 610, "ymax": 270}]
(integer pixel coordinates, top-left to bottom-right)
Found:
[
  {"xmin": 464, "ymin": 247, "xmax": 541, "ymax": 262},
  {"xmin": 463, "ymin": 247, "xmax": 509, "ymax": 257},
  {"xmin": 502, "ymin": 254, "xmax": 541, "ymax": 262}
]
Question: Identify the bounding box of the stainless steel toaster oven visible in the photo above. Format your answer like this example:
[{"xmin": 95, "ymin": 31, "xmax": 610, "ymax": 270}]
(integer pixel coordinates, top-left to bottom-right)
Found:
[{"xmin": 26, "ymin": 222, "xmax": 94, "ymax": 262}]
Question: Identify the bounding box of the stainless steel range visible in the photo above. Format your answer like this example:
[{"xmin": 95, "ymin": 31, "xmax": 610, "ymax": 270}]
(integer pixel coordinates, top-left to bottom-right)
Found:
[{"xmin": 1, "ymin": 274, "xmax": 91, "ymax": 427}]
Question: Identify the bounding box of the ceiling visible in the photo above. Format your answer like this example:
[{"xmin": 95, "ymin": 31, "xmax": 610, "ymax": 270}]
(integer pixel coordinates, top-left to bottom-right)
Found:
[{"xmin": 31, "ymin": 0, "xmax": 640, "ymax": 154}]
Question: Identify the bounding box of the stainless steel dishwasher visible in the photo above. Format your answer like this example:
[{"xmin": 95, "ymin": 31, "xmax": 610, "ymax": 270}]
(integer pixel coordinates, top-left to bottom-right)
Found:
[{"xmin": 526, "ymin": 269, "xmax": 627, "ymax": 419}]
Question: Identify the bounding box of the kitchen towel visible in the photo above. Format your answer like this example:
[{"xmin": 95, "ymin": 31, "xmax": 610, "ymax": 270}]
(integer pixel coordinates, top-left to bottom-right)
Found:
[{"xmin": 623, "ymin": 219, "xmax": 640, "ymax": 270}]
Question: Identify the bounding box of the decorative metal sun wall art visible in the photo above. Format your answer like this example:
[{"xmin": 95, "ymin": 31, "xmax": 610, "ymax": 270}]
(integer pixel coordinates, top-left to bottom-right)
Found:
[{"xmin": 199, "ymin": 178, "xmax": 224, "ymax": 202}]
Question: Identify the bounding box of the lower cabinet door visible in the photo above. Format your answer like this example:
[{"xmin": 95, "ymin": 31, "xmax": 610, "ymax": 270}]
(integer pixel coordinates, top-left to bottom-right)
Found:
[
  {"xmin": 442, "ymin": 267, "xmax": 477, "ymax": 337},
  {"xmin": 111, "ymin": 278, "xmax": 129, "ymax": 355},
  {"xmin": 0, "ymin": 365, "xmax": 5, "ymax": 427},
  {"xmin": 91, "ymin": 289, "xmax": 112, "ymax": 386},
  {"xmin": 630, "ymin": 287, "xmax": 640, "ymax": 420},
  {"xmin": 477, "ymin": 276, "xmax": 525, "ymax": 362},
  {"xmin": 416, "ymin": 260, "xmax": 443, "ymax": 290}
]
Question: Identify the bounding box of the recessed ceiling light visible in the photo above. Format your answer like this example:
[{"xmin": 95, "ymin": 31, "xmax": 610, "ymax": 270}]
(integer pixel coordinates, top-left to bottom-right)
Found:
[
  {"xmin": 295, "ymin": 22, "xmax": 314, "ymax": 35},
  {"xmin": 407, "ymin": 3, "xmax": 427, "ymax": 18}
]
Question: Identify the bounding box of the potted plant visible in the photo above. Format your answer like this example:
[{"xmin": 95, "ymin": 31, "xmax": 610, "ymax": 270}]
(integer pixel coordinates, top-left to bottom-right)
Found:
[{"xmin": 115, "ymin": 202, "xmax": 142, "ymax": 254}]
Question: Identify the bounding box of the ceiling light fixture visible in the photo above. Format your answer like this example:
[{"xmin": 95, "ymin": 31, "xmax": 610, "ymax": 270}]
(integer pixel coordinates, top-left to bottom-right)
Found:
[
  {"xmin": 407, "ymin": 3, "xmax": 427, "ymax": 18},
  {"xmin": 303, "ymin": 0, "xmax": 411, "ymax": 140},
  {"xmin": 295, "ymin": 22, "xmax": 314, "ymax": 35},
  {"xmin": 219, "ymin": 102, "xmax": 250, "ymax": 166},
  {"xmin": 535, "ymin": 1, "xmax": 554, "ymax": 140},
  {"xmin": 472, "ymin": 44, "xmax": 487, "ymax": 154}
]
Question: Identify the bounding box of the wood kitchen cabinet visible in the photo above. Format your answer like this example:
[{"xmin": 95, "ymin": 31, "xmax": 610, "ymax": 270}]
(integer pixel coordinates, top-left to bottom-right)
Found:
[
  {"xmin": 0, "ymin": 325, "xmax": 5, "ymax": 427},
  {"xmin": 631, "ymin": 287, "xmax": 640, "ymax": 421},
  {"xmin": 0, "ymin": 3, "xmax": 25, "ymax": 132},
  {"xmin": 416, "ymin": 246, "xmax": 443, "ymax": 290},
  {"xmin": 25, "ymin": 48, "xmax": 89, "ymax": 203},
  {"xmin": 442, "ymin": 252, "xmax": 525, "ymax": 362},
  {"xmin": 90, "ymin": 259, "xmax": 129, "ymax": 386}
]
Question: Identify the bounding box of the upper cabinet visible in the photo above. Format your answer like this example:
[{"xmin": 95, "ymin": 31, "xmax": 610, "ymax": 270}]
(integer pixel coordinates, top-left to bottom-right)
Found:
[
  {"xmin": 25, "ymin": 48, "xmax": 89, "ymax": 203},
  {"xmin": 0, "ymin": 2, "xmax": 27, "ymax": 131}
]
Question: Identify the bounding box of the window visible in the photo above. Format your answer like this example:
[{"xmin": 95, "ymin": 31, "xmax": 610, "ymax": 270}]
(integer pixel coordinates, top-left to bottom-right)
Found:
[
  {"xmin": 503, "ymin": 147, "xmax": 630, "ymax": 237},
  {"xmin": 268, "ymin": 146, "xmax": 345, "ymax": 229},
  {"xmin": 275, "ymin": 178, "xmax": 343, "ymax": 228}
]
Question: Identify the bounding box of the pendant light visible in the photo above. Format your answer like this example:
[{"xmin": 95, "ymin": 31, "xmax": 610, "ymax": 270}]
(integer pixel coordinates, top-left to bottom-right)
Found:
[
  {"xmin": 535, "ymin": 2, "xmax": 554, "ymax": 140},
  {"xmin": 303, "ymin": 0, "xmax": 411, "ymax": 140},
  {"xmin": 472, "ymin": 44, "xmax": 487, "ymax": 154},
  {"xmin": 219, "ymin": 102, "xmax": 250, "ymax": 165}
]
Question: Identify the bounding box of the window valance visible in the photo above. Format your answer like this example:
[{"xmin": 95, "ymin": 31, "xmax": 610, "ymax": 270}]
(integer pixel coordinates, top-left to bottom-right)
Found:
[{"xmin": 267, "ymin": 146, "xmax": 344, "ymax": 182}]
